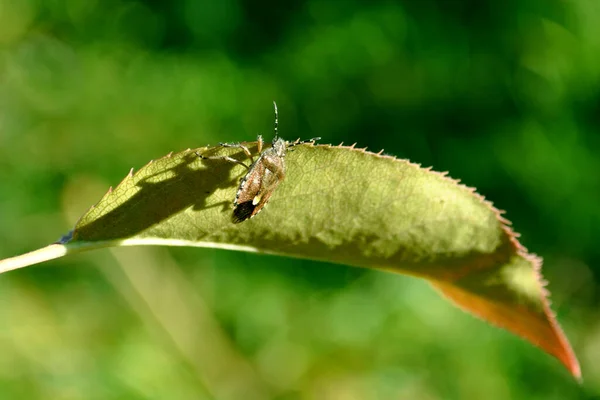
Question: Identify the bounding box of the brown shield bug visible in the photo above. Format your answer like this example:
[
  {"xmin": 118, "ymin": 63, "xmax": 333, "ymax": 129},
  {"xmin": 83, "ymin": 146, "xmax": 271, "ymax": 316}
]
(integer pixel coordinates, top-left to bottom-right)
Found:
[{"xmin": 197, "ymin": 102, "xmax": 320, "ymax": 223}]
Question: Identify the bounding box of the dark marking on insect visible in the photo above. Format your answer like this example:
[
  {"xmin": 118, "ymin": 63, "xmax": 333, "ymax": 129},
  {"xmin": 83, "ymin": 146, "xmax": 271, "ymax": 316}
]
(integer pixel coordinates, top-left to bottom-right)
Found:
[{"xmin": 197, "ymin": 102, "xmax": 320, "ymax": 223}]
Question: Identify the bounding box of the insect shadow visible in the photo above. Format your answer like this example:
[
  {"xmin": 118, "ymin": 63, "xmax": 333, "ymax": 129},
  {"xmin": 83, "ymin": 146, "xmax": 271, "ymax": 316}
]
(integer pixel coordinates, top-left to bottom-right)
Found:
[
  {"xmin": 70, "ymin": 103, "xmax": 317, "ymax": 242},
  {"xmin": 71, "ymin": 148, "xmax": 250, "ymax": 242}
]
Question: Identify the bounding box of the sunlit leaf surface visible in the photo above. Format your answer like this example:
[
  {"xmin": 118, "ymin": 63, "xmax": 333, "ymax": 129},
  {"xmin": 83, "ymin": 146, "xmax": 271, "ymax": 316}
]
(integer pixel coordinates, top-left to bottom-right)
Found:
[{"xmin": 1, "ymin": 141, "xmax": 580, "ymax": 378}]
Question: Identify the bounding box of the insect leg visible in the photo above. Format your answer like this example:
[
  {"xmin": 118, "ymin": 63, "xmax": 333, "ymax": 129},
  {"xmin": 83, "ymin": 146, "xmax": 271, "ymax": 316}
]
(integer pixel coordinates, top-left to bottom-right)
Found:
[
  {"xmin": 195, "ymin": 151, "xmax": 250, "ymax": 170},
  {"xmin": 218, "ymin": 142, "xmax": 255, "ymax": 161},
  {"xmin": 256, "ymin": 135, "xmax": 264, "ymax": 154}
]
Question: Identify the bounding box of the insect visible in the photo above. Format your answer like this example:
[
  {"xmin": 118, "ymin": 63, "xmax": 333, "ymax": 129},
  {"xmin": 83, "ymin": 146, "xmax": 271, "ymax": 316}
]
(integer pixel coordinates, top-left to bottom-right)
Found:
[{"xmin": 197, "ymin": 102, "xmax": 320, "ymax": 223}]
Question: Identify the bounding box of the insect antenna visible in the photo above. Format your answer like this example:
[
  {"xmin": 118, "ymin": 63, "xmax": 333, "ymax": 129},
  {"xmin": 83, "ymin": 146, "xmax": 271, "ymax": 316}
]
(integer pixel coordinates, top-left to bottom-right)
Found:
[{"xmin": 272, "ymin": 101, "xmax": 279, "ymax": 139}]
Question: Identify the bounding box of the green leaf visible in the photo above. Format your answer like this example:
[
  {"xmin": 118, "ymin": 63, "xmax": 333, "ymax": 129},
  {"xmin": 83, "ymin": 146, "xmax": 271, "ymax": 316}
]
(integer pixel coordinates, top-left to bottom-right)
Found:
[{"xmin": 0, "ymin": 141, "xmax": 580, "ymax": 379}]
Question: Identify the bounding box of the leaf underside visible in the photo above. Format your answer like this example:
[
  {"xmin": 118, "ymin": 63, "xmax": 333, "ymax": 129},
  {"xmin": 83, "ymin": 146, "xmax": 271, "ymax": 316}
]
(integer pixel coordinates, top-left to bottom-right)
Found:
[{"xmin": 3, "ymin": 141, "xmax": 581, "ymax": 378}]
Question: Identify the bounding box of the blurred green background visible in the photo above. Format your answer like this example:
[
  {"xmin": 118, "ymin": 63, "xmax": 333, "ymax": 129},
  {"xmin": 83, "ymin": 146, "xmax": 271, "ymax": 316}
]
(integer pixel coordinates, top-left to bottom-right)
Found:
[{"xmin": 0, "ymin": 0, "xmax": 599, "ymax": 399}]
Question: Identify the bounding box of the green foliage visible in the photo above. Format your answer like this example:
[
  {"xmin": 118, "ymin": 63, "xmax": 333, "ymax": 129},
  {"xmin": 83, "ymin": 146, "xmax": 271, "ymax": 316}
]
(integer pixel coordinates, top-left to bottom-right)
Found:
[{"xmin": 71, "ymin": 143, "xmax": 504, "ymax": 265}]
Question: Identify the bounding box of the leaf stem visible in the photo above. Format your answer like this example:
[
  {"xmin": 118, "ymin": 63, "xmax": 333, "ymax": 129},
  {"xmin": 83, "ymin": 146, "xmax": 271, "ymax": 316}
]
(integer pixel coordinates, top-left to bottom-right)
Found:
[{"xmin": 0, "ymin": 244, "xmax": 68, "ymax": 274}]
